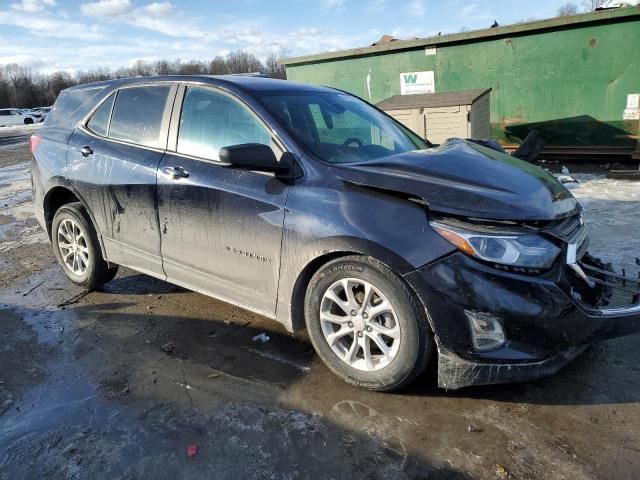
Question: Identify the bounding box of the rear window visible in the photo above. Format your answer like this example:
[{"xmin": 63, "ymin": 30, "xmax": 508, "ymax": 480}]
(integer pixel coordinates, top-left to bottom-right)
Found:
[
  {"xmin": 87, "ymin": 93, "xmax": 115, "ymax": 137},
  {"xmin": 46, "ymin": 87, "xmax": 107, "ymax": 127},
  {"xmin": 108, "ymin": 86, "xmax": 171, "ymax": 148}
]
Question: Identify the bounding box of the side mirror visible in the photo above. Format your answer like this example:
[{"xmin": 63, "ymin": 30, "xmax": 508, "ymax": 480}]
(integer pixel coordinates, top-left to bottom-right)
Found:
[{"xmin": 219, "ymin": 143, "xmax": 290, "ymax": 175}]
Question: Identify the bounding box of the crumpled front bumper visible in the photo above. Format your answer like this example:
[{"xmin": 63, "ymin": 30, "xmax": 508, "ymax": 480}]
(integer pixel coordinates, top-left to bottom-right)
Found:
[
  {"xmin": 404, "ymin": 252, "xmax": 640, "ymax": 390},
  {"xmin": 436, "ymin": 344, "xmax": 588, "ymax": 390}
]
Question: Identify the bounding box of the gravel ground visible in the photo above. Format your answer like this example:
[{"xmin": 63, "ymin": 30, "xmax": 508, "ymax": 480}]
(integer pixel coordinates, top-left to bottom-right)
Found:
[{"xmin": 1, "ymin": 126, "xmax": 639, "ymax": 480}]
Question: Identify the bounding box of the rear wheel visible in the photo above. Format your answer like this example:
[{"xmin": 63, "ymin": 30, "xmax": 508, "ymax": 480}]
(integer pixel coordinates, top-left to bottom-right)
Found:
[
  {"xmin": 52, "ymin": 203, "xmax": 118, "ymax": 288},
  {"xmin": 305, "ymin": 255, "xmax": 432, "ymax": 391}
]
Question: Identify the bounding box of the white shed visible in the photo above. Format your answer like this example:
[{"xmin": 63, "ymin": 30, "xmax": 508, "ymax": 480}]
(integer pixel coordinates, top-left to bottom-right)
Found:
[{"xmin": 376, "ymin": 88, "xmax": 491, "ymax": 144}]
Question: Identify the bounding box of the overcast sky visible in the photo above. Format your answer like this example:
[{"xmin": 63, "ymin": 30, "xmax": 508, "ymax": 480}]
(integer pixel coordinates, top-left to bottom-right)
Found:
[{"xmin": 0, "ymin": 0, "xmax": 576, "ymax": 74}]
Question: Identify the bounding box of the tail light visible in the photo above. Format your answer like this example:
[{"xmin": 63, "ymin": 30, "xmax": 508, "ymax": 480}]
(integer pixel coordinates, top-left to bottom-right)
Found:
[{"xmin": 30, "ymin": 133, "xmax": 41, "ymax": 154}]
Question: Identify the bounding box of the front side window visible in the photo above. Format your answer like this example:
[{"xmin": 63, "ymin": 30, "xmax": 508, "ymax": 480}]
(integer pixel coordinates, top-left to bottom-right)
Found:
[
  {"xmin": 177, "ymin": 87, "xmax": 271, "ymax": 161},
  {"xmin": 257, "ymin": 91, "xmax": 428, "ymax": 164},
  {"xmin": 87, "ymin": 93, "xmax": 115, "ymax": 137},
  {"xmin": 109, "ymin": 85, "xmax": 171, "ymax": 148}
]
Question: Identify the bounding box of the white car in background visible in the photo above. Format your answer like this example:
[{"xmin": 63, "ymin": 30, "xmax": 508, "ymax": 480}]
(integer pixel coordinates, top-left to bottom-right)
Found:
[
  {"xmin": 31, "ymin": 107, "xmax": 51, "ymax": 119},
  {"xmin": 0, "ymin": 108, "xmax": 42, "ymax": 126}
]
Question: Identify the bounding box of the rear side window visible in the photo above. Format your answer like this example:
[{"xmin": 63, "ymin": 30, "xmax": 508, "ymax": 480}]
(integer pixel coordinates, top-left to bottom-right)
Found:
[
  {"xmin": 177, "ymin": 87, "xmax": 270, "ymax": 161},
  {"xmin": 109, "ymin": 86, "xmax": 171, "ymax": 148},
  {"xmin": 87, "ymin": 93, "xmax": 115, "ymax": 137}
]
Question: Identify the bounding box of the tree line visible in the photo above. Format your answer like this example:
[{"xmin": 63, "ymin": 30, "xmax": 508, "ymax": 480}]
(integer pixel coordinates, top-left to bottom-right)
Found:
[{"xmin": 0, "ymin": 51, "xmax": 286, "ymax": 109}]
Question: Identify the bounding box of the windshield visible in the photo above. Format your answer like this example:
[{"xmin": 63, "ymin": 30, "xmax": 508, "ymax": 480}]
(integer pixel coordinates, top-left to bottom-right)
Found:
[{"xmin": 256, "ymin": 91, "xmax": 429, "ymax": 164}]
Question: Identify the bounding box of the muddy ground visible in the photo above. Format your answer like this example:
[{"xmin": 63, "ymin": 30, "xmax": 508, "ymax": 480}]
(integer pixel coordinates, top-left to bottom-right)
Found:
[{"xmin": 1, "ymin": 125, "xmax": 639, "ymax": 479}]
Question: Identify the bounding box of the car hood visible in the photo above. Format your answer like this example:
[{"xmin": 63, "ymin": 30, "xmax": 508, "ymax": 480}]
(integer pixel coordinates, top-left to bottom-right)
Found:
[{"xmin": 331, "ymin": 139, "xmax": 581, "ymax": 221}]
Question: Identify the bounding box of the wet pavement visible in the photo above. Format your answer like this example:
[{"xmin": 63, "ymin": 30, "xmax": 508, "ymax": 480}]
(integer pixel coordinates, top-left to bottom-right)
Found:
[{"xmin": 1, "ymin": 128, "xmax": 640, "ymax": 479}]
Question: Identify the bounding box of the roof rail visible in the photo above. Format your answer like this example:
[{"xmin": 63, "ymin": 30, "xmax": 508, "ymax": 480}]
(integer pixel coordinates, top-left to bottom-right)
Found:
[{"xmin": 227, "ymin": 73, "xmax": 271, "ymax": 78}]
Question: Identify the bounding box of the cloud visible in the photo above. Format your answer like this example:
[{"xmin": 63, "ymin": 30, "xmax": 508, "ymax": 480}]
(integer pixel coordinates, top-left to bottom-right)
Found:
[
  {"xmin": 0, "ymin": 1, "xmax": 372, "ymax": 74},
  {"xmin": 408, "ymin": 0, "xmax": 426, "ymax": 17},
  {"xmin": 80, "ymin": 1, "xmax": 206, "ymax": 38},
  {"xmin": 10, "ymin": 0, "xmax": 56, "ymax": 13},
  {"xmin": 142, "ymin": 1, "xmax": 173, "ymax": 16},
  {"xmin": 461, "ymin": 3, "xmax": 478, "ymax": 16},
  {"xmin": 0, "ymin": 10, "xmax": 105, "ymax": 41},
  {"xmin": 81, "ymin": 0, "xmax": 133, "ymax": 17}
]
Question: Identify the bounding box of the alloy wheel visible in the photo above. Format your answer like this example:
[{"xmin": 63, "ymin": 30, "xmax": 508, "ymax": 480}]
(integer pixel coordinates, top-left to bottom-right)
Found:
[
  {"xmin": 320, "ymin": 278, "xmax": 401, "ymax": 371},
  {"xmin": 57, "ymin": 218, "xmax": 90, "ymax": 276}
]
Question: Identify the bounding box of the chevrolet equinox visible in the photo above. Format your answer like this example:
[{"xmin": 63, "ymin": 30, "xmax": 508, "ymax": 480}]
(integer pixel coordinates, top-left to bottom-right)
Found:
[{"xmin": 31, "ymin": 75, "xmax": 640, "ymax": 391}]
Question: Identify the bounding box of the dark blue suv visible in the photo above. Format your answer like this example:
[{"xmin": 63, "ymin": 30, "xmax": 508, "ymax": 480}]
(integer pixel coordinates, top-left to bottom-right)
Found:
[{"xmin": 31, "ymin": 75, "xmax": 640, "ymax": 391}]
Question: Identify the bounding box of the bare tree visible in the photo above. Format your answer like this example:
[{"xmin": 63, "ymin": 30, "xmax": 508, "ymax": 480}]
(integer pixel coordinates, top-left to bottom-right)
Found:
[
  {"xmin": 130, "ymin": 60, "xmax": 153, "ymax": 77},
  {"xmin": 77, "ymin": 68, "xmax": 111, "ymax": 84},
  {"xmin": 581, "ymin": 0, "xmax": 607, "ymax": 10},
  {"xmin": 208, "ymin": 56, "xmax": 229, "ymax": 75},
  {"xmin": 43, "ymin": 71, "xmax": 75, "ymax": 104},
  {"xmin": 176, "ymin": 60, "xmax": 207, "ymax": 75},
  {"xmin": 0, "ymin": 50, "xmax": 286, "ymax": 108},
  {"xmin": 154, "ymin": 60, "xmax": 173, "ymax": 76},
  {"xmin": 264, "ymin": 54, "xmax": 287, "ymax": 80},
  {"xmin": 225, "ymin": 51, "xmax": 263, "ymax": 74},
  {"xmin": 558, "ymin": 2, "xmax": 580, "ymax": 16}
]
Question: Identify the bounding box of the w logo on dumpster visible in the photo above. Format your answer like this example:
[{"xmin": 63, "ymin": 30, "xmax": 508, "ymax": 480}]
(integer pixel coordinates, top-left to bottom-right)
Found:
[
  {"xmin": 400, "ymin": 71, "xmax": 435, "ymax": 95},
  {"xmin": 403, "ymin": 74, "xmax": 418, "ymax": 84}
]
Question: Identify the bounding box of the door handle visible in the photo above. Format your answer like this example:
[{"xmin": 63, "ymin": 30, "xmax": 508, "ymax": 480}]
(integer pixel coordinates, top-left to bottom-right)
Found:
[
  {"xmin": 162, "ymin": 166, "xmax": 190, "ymax": 179},
  {"xmin": 79, "ymin": 145, "xmax": 93, "ymax": 157}
]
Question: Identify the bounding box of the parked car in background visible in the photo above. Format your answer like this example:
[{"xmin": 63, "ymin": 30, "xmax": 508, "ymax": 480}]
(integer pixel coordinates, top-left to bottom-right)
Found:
[
  {"xmin": 30, "ymin": 75, "xmax": 640, "ymax": 391},
  {"xmin": 0, "ymin": 108, "xmax": 42, "ymax": 126},
  {"xmin": 31, "ymin": 107, "xmax": 52, "ymax": 120}
]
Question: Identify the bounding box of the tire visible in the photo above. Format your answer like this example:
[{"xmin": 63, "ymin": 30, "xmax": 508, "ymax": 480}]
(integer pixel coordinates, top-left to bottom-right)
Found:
[
  {"xmin": 24, "ymin": 118, "xmax": 33, "ymax": 125},
  {"xmin": 305, "ymin": 255, "xmax": 432, "ymax": 391},
  {"xmin": 51, "ymin": 202, "xmax": 119, "ymax": 288}
]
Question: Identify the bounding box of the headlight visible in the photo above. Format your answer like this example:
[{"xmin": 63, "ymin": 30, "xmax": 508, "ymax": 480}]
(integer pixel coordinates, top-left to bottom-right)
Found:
[{"xmin": 431, "ymin": 221, "xmax": 560, "ymax": 269}]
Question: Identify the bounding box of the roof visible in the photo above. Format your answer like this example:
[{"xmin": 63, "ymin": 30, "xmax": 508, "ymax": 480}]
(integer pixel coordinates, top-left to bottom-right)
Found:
[
  {"xmin": 376, "ymin": 88, "xmax": 491, "ymax": 110},
  {"xmin": 63, "ymin": 75, "xmax": 337, "ymax": 95},
  {"xmin": 280, "ymin": 6, "xmax": 640, "ymax": 66}
]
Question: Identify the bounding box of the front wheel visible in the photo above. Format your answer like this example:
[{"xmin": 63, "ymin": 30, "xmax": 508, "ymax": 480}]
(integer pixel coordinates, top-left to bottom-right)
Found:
[
  {"xmin": 52, "ymin": 202, "xmax": 118, "ymax": 289},
  {"xmin": 305, "ymin": 256, "xmax": 433, "ymax": 391}
]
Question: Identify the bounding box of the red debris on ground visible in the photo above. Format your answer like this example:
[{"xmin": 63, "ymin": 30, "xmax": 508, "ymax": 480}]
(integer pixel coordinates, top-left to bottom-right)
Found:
[{"xmin": 186, "ymin": 443, "xmax": 198, "ymax": 460}]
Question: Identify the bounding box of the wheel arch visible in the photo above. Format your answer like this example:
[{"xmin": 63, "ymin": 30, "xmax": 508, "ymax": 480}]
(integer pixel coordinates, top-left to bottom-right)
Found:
[
  {"xmin": 288, "ymin": 251, "xmax": 355, "ymax": 331},
  {"xmin": 43, "ymin": 185, "xmax": 108, "ymax": 259},
  {"xmin": 284, "ymin": 236, "xmax": 418, "ymax": 332}
]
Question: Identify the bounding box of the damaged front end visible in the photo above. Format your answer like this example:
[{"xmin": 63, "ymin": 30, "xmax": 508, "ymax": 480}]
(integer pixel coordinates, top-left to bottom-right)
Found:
[
  {"xmin": 331, "ymin": 139, "xmax": 639, "ymax": 389},
  {"xmin": 405, "ymin": 212, "xmax": 640, "ymax": 390}
]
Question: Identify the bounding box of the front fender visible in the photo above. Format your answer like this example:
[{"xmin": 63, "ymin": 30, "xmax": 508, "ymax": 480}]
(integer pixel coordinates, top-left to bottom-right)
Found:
[{"xmin": 274, "ymin": 181, "xmax": 456, "ymax": 331}]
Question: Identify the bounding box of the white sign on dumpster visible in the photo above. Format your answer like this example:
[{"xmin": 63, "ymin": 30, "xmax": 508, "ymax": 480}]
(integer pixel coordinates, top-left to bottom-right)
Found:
[
  {"xmin": 623, "ymin": 93, "xmax": 640, "ymax": 120},
  {"xmin": 400, "ymin": 71, "xmax": 435, "ymax": 95}
]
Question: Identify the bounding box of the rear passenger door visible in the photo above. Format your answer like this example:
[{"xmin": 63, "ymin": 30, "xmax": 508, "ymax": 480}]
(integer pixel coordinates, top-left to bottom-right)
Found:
[
  {"xmin": 157, "ymin": 85, "xmax": 289, "ymax": 317},
  {"xmin": 67, "ymin": 84, "xmax": 176, "ymax": 277}
]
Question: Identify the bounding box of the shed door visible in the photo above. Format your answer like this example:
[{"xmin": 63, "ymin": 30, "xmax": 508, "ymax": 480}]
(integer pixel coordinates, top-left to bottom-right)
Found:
[
  {"xmin": 425, "ymin": 105, "xmax": 469, "ymax": 144},
  {"xmin": 385, "ymin": 108, "xmax": 426, "ymax": 139}
]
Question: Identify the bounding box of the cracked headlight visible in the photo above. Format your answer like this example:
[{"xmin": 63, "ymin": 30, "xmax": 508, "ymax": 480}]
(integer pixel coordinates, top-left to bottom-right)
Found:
[{"xmin": 431, "ymin": 221, "xmax": 560, "ymax": 269}]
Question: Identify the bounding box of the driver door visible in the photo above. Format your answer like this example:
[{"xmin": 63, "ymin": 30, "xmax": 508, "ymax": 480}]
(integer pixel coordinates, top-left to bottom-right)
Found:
[{"xmin": 157, "ymin": 85, "xmax": 289, "ymax": 317}]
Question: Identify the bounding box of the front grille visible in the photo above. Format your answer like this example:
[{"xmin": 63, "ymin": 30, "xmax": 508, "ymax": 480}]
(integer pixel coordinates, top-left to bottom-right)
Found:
[
  {"xmin": 568, "ymin": 254, "xmax": 640, "ymax": 310},
  {"xmin": 542, "ymin": 213, "xmax": 588, "ymax": 263},
  {"xmin": 543, "ymin": 213, "xmax": 584, "ymax": 243}
]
